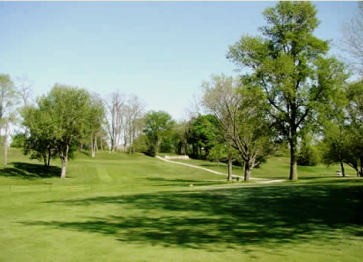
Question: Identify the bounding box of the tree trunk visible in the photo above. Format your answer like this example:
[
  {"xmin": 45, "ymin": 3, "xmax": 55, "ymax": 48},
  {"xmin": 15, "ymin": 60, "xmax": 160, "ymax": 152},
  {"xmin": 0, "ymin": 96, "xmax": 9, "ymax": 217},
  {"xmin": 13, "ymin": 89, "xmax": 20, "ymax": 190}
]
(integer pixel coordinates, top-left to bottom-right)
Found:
[
  {"xmin": 244, "ymin": 161, "xmax": 251, "ymax": 181},
  {"xmin": 339, "ymin": 160, "xmax": 345, "ymax": 177},
  {"xmin": 91, "ymin": 137, "xmax": 95, "ymax": 158},
  {"xmin": 4, "ymin": 121, "xmax": 9, "ymax": 165},
  {"xmin": 289, "ymin": 136, "xmax": 298, "ymax": 180},
  {"xmin": 100, "ymin": 138, "xmax": 103, "ymax": 151},
  {"xmin": 60, "ymin": 145, "xmax": 69, "ymax": 179},
  {"xmin": 60, "ymin": 157, "xmax": 67, "ymax": 179},
  {"xmin": 227, "ymin": 159, "xmax": 233, "ymax": 182},
  {"xmin": 4, "ymin": 140, "xmax": 7, "ymax": 165}
]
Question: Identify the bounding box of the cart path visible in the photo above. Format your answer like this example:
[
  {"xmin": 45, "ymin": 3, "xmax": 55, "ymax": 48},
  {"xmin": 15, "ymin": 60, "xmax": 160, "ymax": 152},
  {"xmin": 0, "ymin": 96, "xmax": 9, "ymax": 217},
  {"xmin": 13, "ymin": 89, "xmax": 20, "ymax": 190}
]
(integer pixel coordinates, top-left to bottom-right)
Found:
[{"xmin": 156, "ymin": 156, "xmax": 285, "ymax": 184}]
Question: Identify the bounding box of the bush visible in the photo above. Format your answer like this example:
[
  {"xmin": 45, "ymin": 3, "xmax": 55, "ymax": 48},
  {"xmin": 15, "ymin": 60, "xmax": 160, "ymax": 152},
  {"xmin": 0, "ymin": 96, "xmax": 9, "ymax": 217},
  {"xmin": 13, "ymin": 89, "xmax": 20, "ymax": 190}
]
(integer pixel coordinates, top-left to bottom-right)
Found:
[{"xmin": 297, "ymin": 145, "xmax": 320, "ymax": 166}]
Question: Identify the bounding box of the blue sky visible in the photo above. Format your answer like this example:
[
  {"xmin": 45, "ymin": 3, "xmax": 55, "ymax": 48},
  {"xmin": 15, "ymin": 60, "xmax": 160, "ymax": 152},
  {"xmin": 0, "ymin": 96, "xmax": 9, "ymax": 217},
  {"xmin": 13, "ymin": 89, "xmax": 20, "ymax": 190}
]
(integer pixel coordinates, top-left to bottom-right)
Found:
[{"xmin": 0, "ymin": 1, "xmax": 358, "ymax": 120}]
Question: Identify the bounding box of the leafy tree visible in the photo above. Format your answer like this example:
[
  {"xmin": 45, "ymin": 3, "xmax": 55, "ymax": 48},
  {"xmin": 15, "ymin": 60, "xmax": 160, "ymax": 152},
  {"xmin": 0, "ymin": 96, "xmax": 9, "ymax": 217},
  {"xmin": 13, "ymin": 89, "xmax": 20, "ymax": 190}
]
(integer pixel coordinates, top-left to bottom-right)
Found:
[
  {"xmin": 227, "ymin": 1, "xmax": 348, "ymax": 180},
  {"xmin": 187, "ymin": 114, "xmax": 220, "ymax": 159},
  {"xmin": 10, "ymin": 133, "xmax": 26, "ymax": 148},
  {"xmin": 88, "ymin": 93, "xmax": 106, "ymax": 157},
  {"xmin": 208, "ymin": 143, "xmax": 240, "ymax": 181},
  {"xmin": 170, "ymin": 121, "xmax": 189, "ymax": 155},
  {"xmin": 201, "ymin": 74, "xmax": 276, "ymax": 181},
  {"xmin": 343, "ymin": 80, "xmax": 363, "ymax": 177},
  {"xmin": 23, "ymin": 84, "xmax": 101, "ymax": 178},
  {"xmin": 143, "ymin": 110, "xmax": 175, "ymax": 156}
]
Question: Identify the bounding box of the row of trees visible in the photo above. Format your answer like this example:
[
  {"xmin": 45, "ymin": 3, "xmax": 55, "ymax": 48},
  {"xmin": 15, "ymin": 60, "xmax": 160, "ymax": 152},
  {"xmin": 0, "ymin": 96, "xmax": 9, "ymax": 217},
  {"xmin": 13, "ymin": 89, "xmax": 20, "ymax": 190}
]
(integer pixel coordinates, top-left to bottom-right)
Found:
[
  {"xmin": 5, "ymin": 1, "xmax": 363, "ymax": 182},
  {"xmin": 144, "ymin": 1, "xmax": 363, "ymax": 181}
]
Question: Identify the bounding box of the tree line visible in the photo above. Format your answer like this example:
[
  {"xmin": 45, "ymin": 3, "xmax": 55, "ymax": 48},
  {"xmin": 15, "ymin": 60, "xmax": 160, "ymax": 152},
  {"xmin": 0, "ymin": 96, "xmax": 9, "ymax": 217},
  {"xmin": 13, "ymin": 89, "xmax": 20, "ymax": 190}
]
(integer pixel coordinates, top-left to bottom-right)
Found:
[{"xmin": 3, "ymin": 1, "xmax": 363, "ymax": 181}]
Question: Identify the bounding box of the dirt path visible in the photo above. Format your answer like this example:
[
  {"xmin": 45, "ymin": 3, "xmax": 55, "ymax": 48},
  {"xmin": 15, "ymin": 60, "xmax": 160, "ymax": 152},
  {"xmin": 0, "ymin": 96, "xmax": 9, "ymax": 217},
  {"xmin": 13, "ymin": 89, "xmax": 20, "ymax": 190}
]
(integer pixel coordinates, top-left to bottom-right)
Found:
[{"xmin": 156, "ymin": 156, "xmax": 285, "ymax": 184}]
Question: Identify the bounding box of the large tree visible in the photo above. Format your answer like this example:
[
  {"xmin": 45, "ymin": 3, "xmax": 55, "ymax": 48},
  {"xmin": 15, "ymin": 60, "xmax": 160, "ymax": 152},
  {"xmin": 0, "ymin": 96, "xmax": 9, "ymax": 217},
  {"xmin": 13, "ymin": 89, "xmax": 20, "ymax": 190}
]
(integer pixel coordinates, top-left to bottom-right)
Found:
[
  {"xmin": 343, "ymin": 80, "xmax": 363, "ymax": 177},
  {"xmin": 227, "ymin": 1, "xmax": 348, "ymax": 180},
  {"xmin": 23, "ymin": 84, "xmax": 102, "ymax": 178}
]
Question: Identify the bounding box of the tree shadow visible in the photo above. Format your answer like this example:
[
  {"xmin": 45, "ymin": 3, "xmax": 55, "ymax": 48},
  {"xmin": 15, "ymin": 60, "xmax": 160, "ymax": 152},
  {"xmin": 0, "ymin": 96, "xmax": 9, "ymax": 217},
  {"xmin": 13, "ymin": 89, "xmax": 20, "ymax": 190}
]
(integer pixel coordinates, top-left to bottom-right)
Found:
[
  {"xmin": 22, "ymin": 182, "xmax": 363, "ymax": 251},
  {"xmin": 0, "ymin": 162, "xmax": 61, "ymax": 180}
]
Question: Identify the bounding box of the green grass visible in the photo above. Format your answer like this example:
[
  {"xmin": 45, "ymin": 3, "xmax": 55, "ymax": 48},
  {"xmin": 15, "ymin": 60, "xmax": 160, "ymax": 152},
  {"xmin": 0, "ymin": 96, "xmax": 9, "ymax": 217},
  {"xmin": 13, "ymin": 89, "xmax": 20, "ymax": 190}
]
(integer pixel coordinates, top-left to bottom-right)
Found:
[
  {"xmin": 0, "ymin": 148, "xmax": 362, "ymax": 262},
  {"xmin": 171, "ymin": 155, "xmax": 358, "ymax": 181}
]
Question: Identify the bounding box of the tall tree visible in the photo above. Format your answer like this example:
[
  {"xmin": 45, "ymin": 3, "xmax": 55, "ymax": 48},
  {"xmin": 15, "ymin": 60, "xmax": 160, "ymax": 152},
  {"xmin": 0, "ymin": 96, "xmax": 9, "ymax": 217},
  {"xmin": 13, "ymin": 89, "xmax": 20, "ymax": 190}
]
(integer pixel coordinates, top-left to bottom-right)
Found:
[
  {"xmin": 104, "ymin": 90, "xmax": 125, "ymax": 152},
  {"xmin": 340, "ymin": 2, "xmax": 363, "ymax": 77},
  {"xmin": 123, "ymin": 94, "xmax": 145, "ymax": 153},
  {"xmin": 0, "ymin": 74, "xmax": 20, "ymax": 164},
  {"xmin": 143, "ymin": 110, "xmax": 175, "ymax": 156},
  {"xmin": 88, "ymin": 93, "xmax": 106, "ymax": 158},
  {"xmin": 201, "ymin": 74, "xmax": 275, "ymax": 181},
  {"xmin": 344, "ymin": 80, "xmax": 363, "ymax": 177},
  {"xmin": 227, "ymin": 1, "xmax": 348, "ymax": 180}
]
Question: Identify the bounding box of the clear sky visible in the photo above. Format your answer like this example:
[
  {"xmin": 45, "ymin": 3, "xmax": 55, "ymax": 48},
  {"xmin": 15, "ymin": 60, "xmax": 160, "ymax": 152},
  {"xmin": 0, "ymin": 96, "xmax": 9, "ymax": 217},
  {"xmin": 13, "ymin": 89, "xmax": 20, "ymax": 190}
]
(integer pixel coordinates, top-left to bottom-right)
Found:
[{"xmin": 0, "ymin": 1, "xmax": 358, "ymax": 120}]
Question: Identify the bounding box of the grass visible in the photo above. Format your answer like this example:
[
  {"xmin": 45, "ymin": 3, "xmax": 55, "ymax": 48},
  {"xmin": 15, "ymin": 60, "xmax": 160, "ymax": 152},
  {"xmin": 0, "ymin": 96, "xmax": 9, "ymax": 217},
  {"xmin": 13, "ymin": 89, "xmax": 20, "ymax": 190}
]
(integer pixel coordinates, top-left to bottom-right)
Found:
[{"xmin": 0, "ymin": 148, "xmax": 362, "ymax": 262}]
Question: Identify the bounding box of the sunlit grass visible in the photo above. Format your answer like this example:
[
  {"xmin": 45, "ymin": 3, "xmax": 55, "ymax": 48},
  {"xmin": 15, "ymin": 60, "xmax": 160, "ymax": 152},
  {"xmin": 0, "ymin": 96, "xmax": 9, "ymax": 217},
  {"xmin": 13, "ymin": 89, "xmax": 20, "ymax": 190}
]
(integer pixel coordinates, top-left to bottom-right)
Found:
[{"xmin": 0, "ymin": 148, "xmax": 362, "ymax": 262}]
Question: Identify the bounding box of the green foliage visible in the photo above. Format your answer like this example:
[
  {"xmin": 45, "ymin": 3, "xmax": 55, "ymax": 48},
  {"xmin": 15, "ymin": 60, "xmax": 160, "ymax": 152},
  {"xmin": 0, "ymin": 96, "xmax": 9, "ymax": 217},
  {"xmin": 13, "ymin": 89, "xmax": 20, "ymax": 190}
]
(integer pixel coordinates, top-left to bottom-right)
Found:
[
  {"xmin": 143, "ymin": 110, "xmax": 175, "ymax": 156},
  {"xmin": 187, "ymin": 114, "xmax": 221, "ymax": 159},
  {"xmin": 10, "ymin": 133, "xmax": 26, "ymax": 148},
  {"xmin": 227, "ymin": 1, "xmax": 349, "ymax": 180},
  {"xmin": 297, "ymin": 145, "xmax": 320, "ymax": 166},
  {"xmin": 22, "ymin": 84, "xmax": 105, "ymax": 178}
]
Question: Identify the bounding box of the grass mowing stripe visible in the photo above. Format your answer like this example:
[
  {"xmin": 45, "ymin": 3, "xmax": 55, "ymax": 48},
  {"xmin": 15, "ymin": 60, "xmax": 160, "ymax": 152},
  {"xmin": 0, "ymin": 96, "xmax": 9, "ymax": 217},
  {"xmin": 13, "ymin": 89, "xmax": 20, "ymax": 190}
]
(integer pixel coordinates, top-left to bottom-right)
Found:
[{"xmin": 95, "ymin": 165, "xmax": 113, "ymax": 182}]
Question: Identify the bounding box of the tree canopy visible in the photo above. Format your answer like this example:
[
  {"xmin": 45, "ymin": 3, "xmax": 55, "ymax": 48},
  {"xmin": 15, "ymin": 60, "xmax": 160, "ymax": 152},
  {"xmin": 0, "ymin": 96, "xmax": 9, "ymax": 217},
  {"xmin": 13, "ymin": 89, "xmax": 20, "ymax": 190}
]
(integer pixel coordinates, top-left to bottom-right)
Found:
[{"xmin": 227, "ymin": 1, "xmax": 348, "ymax": 180}]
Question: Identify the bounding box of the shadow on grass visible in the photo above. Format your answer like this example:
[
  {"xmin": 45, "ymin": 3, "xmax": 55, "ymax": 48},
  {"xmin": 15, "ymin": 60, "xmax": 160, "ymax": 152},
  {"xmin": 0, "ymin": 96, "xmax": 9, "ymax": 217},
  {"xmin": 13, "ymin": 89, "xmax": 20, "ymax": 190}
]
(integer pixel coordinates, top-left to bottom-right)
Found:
[
  {"xmin": 23, "ymin": 182, "xmax": 363, "ymax": 250},
  {"xmin": 0, "ymin": 162, "xmax": 61, "ymax": 180}
]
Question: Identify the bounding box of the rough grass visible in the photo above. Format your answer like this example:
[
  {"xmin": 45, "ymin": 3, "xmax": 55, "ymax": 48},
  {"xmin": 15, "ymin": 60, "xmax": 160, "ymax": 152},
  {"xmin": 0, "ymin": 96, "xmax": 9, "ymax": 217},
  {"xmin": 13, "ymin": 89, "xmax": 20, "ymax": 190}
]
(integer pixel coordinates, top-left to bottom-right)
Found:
[{"xmin": 0, "ymin": 148, "xmax": 362, "ymax": 262}]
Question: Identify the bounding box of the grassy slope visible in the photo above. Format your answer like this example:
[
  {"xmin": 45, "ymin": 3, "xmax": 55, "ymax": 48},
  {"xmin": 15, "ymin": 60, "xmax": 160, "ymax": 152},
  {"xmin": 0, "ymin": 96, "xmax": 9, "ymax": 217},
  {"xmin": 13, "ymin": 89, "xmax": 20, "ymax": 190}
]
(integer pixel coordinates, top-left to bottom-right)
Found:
[
  {"xmin": 169, "ymin": 155, "xmax": 358, "ymax": 180},
  {"xmin": 0, "ymin": 148, "xmax": 362, "ymax": 262}
]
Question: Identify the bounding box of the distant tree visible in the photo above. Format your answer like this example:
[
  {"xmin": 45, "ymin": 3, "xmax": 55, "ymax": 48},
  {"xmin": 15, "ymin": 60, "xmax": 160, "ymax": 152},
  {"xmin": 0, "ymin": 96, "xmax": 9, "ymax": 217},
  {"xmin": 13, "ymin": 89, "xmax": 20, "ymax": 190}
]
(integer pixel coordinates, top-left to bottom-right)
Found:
[
  {"xmin": 187, "ymin": 114, "xmax": 220, "ymax": 159},
  {"xmin": 104, "ymin": 90, "xmax": 125, "ymax": 151},
  {"xmin": 143, "ymin": 110, "xmax": 175, "ymax": 157},
  {"xmin": 123, "ymin": 94, "xmax": 146, "ymax": 153},
  {"xmin": 227, "ymin": 1, "xmax": 348, "ymax": 180},
  {"xmin": 0, "ymin": 74, "xmax": 20, "ymax": 164},
  {"xmin": 170, "ymin": 121, "xmax": 189, "ymax": 155},
  {"xmin": 88, "ymin": 93, "xmax": 106, "ymax": 157}
]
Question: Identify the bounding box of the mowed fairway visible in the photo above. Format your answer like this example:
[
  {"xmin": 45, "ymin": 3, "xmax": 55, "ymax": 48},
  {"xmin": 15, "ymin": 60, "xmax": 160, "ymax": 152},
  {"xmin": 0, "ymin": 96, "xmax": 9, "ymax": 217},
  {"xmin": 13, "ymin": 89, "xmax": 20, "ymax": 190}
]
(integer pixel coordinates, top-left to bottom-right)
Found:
[{"xmin": 0, "ymin": 149, "xmax": 363, "ymax": 262}]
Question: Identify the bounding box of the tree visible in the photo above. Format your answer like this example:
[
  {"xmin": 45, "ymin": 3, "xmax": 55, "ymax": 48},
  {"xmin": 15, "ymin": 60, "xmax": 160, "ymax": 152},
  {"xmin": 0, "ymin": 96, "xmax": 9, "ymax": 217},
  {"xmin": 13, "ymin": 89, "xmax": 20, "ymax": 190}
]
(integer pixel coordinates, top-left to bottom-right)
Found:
[
  {"xmin": 340, "ymin": 2, "xmax": 363, "ymax": 76},
  {"xmin": 123, "ymin": 94, "xmax": 146, "ymax": 153},
  {"xmin": 343, "ymin": 80, "xmax": 363, "ymax": 177},
  {"xmin": 143, "ymin": 110, "xmax": 175, "ymax": 157},
  {"xmin": 201, "ymin": 74, "xmax": 275, "ymax": 181},
  {"xmin": 227, "ymin": 1, "xmax": 348, "ymax": 180},
  {"xmin": 22, "ymin": 102, "xmax": 58, "ymax": 168},
  {"xmin": 104, "ymin": 90, "xmax": 125, "ymax": 152},
  {"xmin": 208, "ymin": 143, "xmax": 240, "ymax": 181},
  {"xmin": 23, "ymin": 84, "xmax": 100, "ymax": 178},
  {"xmin": 88, "ymin": 93, "xmax": 105, "ymax": 157},
  {"xmin": 0, "ymin": 74, "xmax": 20, "ymax": 165},
  {"xmin": 187, "ymin": 114, "xmax": 220, "ymax": 159}
]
